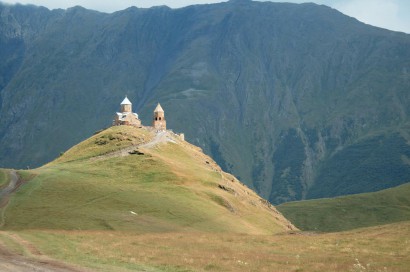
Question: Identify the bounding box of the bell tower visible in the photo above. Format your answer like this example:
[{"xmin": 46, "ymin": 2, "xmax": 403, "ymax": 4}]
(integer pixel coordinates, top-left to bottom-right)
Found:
[
  {"xmin": 152, "ymin": 103, "xmax": 166, "ymax": 130},
  {"xmin": 121, "ymin": 96, "xmax": 132, "ymax": 113}
]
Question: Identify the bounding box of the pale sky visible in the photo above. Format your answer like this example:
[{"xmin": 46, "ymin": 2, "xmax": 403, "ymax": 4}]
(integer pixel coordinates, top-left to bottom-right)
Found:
[{"xmin": 1, "ymin": 0, "xmax": 409, "ymax": 33}]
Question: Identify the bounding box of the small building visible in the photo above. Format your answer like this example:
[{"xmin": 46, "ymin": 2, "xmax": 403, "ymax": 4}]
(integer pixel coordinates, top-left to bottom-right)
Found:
[
  {"xmin": 152, "ymin": 103, "xmax": 166, "ymax": 130},
  {"xmin": 113, "ymin": 96, "xmax": 142, "ymax": 127}
]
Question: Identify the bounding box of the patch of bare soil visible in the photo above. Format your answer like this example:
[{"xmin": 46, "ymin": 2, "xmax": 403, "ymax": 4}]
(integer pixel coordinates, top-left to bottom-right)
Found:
[
  {"xmin": 0, "ymin": 235, "xmax": 91, "ymax": 272},
  {"xmin": 91, "ymin": 130, "xmax": 175, "ymax": 162}
]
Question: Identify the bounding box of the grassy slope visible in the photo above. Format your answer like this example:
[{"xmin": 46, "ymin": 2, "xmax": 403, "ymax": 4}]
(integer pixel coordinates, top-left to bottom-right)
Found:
[
  {"xmin": 51, "ymin": 126, "xmax": 154, "ymax": 163},
  {"xmin": 277, "ymin": 182, "xmax": 410, "ymax": 232},
  {"xmin": 2, "ymin": 126, "xmax": 291, "ymax": 234},
  {"xmin": 0, "ymin": 222, "xmax": 408, "ymax": 271},
  {"xmin": 0, "ymin": 169, "xmax": 8, "ymax": 188}
]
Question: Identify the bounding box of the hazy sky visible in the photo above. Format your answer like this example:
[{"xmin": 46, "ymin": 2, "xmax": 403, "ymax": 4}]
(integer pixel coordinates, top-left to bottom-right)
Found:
[{"xmin": 1, "ymin": 0, "xmax": 409, "ymax": 33}]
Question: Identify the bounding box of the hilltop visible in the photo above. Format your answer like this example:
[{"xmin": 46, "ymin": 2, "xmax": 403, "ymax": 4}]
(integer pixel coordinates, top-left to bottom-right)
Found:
[
  {"xmin": 1, "ymin": 125, "xmax": 294, "ymax": 233},
  {"xmin": 0, "ymin": 1, "xmax": 409, "ymax": 204}
]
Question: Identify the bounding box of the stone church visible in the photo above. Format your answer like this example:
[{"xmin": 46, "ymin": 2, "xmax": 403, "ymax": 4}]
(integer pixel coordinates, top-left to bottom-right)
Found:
[{"xmin": 113, "ymin": 96, "xmax": 142, "ymax": 127}]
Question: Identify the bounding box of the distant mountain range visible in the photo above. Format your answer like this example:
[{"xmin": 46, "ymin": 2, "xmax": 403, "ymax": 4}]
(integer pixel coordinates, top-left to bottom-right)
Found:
[{"xmin": 1, "ymin": 0, "xmax": 410, "ymax": 204}]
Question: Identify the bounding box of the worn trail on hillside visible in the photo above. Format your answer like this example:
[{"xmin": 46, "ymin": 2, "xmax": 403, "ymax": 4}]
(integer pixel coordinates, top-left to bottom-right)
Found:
[
  {"xmin": 138, "ymin": 130, "xmax": 176, "ymax": 149},
  {"xmin": 0, "ymin": 240, "xmax": 89, "ymax": 272},
  {"xmin": 92, "ymin": 130, "xmax": 176, "ymax": 161},
  {"xmin": 0, "ymin": 170, "xmax": 24, "ymax": 210}
]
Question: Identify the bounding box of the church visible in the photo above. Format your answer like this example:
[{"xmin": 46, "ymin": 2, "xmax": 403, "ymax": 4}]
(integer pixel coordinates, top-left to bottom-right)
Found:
[
  {"xmin": 113, "ymin": 96, "xmax": 166, "ymax": 131},
  {"xmin": 113, "ymin": 96, "xmax": 142, "ymax": 127}
]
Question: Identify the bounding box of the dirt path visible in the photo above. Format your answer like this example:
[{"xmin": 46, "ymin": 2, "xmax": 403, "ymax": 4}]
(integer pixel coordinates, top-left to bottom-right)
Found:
[
  {"xmin": 139, "ymin": 130, "xmax": 176, "ymax": 149},
  {"xmin": 0, "ymin": 170, "xmax": 24, "ymax": 210},
  {"xmin": 91, "ymin": 130, "xmax": 176, "ymax": 162},
  {"xmin": 0, "ymin": 236, "xmax": 89, "ymax": 272},
  {"xmin": 0, "ymin": 170, "xmax": 20, "ymax": 198},
  {"xmin": 0, "ymin": 247, "xmax": 81, "ymax": 271}
]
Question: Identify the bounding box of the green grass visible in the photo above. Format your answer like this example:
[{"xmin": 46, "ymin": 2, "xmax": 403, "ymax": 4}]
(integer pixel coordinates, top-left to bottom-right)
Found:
[
  {"xmin": 14, "ymin": 221, "xmax": 410, "ymax": 272},
  {"xmin": 0, "ymin": 169, "xmax": 8, "ymax": 188},
  {"xmin": 2, "ymin": 126, "xmax": 289, "ymax": 235},
  {"xmin": 50, "ymin": 126, "xmax": 153, "ymax": 164},
  {"xmin": 0, "ymin": 232, "xmax": 26, "ymax": 255},
  {"xmin": 16, "ymin": 231, "xmax": 162, "ymax": 272},
  {"xmin": 277, "ymin": 182, "xmax": 410, "ymax": 232},
  {"xmin": 5, "ymin": 158, "xmax": 221, "ymax": 232}
]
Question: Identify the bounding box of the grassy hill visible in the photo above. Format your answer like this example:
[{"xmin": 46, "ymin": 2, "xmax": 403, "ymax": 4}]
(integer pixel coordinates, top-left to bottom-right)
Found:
[
  {"xmin": 1, "ymin": 126, "xmax": 293, "ymax": 234},
  {"xmin": 277, "ymin": 182, "xmax": 410, "ymax": 232},
  {"xmin": 0, "ymin": 126, "xmax": 409, "ymax": 271}
]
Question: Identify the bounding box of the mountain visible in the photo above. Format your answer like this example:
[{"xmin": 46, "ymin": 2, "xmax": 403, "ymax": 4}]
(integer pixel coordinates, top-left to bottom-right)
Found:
[
  {"xmin": 0, "ymin": 125, "xmax": 294, "ymax": 233},
  {"xmin": 0, "ymin": 0, "xmax": 410, "ymax": 204},
  {"xmin": 277, "ymin": 182, "xmax": 410, "ymax": 232}
]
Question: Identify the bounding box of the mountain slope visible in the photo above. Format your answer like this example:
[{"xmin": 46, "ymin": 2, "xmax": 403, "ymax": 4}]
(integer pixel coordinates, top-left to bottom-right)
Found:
[
  {"xmin": 1, "ymin": 126, "xmax": 294, "ymax": 233},
  {"xmin": 277, "ymin": 182, "xmax": 410, "ymax": 232},
  {"xmin": 0, "ymin": 1, "xmax": 410, "ymax": 204}
]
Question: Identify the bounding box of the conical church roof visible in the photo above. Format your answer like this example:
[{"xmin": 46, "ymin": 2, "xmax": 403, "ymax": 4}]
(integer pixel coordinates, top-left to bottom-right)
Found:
[
  {"xmin": 121, "ymin": 96, "xmax": 132, "ymax": 105},
  {"xmin": 154, "ymin": 103, "xmax": 164, "ymax": 112}
]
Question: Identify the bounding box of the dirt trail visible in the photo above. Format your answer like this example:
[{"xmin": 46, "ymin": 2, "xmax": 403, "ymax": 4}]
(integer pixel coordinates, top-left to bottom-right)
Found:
[
  {"xmin": 0, "ymin": 239, "xmax": 90, "ymax": 272},
  {"xmin": 92, "ymin": 130, "xmax": 176, "ymax": 161},
  {"xmin": 0, "ymin": 170, "xmax": 20, "ymax": 198},
  {"xmin": 0, "ymin": 244, "xmax": 90, "ymax": 272},
  {"xmin": 0, "ymin": 170, "xmax": 24, "ymax": 210},
  {"xmin": 139, "ymin": 130, "xmax": 176, "ymax": 149}
]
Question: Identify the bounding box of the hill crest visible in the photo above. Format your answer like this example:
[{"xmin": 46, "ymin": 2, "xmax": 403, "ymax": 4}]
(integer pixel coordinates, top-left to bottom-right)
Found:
[{"xmin": 2, "ymin": 125, "xmax": 296, "ymax": 234}]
